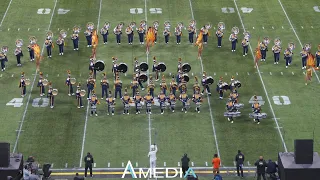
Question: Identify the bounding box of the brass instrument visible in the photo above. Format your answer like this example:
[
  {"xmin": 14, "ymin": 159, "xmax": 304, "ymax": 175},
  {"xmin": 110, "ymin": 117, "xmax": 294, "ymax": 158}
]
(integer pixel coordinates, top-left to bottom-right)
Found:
[
  {"xmin": 25, "ymin": 78, "xmax": 31, "ymax": 85},
  {"xmin": 164, "ymin": 21, "xmax": 171, "ymax": 29},
  {"xmin": 60, "ymin": 29, "xmax": 67, "ymax": 38},
  {"xmin": 70, "ymin": 78, "xmax": 76, "ymax": 85},
  {"xmin": 87, "ymin": 22, "xmax": 95, "ymax": 31},
  {"xmin": 42, "ymin": 79, "xmax": 49, "ymax": 86},
  {"xmin": 288, "ymin": 42, "xmax": 295, "ymax": 51},
  {"xmin": 205, "ymin": 23, "xmax": 212, "ymax": 29},
  {"xmin": 163, "ymin": 29, "xmax": 170, "ymax": 36},
  {"xmin": 153, "ymin": 21, "xmax": 159, "ymax": 29},
  {"xmin": 231, "ymin": 26, "xmax": 239, "ymax": 34},
  {"xmin": 15, "ymin": 39, "xmax": 23, "ymax": 47},
  {"xmin": 274, "ymin": 38, "xmax": 281, "ymax": 46},
  {"xmin": 177, "ymin": 22, "xmax": 184, "ymax": 30},
  {"xmin": 46, "ymin": 31, "xmax": 53, "ymax": 40},
  {"xmin": 304, "ymin": 43, "xmax": 311, "ymax": 52},
  {"xmin": 175, "ymin": 26, "xmax": 181, "ymax": 36},
  {"xmin": 14, "ymin": 47, "xmax": 22, "ymax": 55},
  {"xmin": 189, "ymin": 20, "xmax": 196, "ymax": 27},
  {"xmin": 80, "ymin": 90, "xmax": 86, "ymax": 97},
  {"xmin": 129, "ymin": 21, "xmax": 136, "ymax": 28},
  {"xmin": 29, "ymin": 36, "xmax": 37, "ymax": 44},
  {"xmin": 52, "ymin": 89, "xmax": 58, "ymax": 95},
  {"xmin": 73, "ymin": 25, "xmax": 81, "ymax": 34},
  {"xmin": 2, "ymin": 46, "xmax": 8, "ymax": 53},
  {"xmin": 104, "ymin": 22, "xmax": 110, "ymax": 29},
  {"xmin": 114, "ymin": 26, "xmax": 121, "ymax": 35},
  {"xmin": 263, "ymin": 37, "xmax": 270, "ymax": 45},
  {"xmin": 125, "ymin": 26, "xmax": 132, "ymax": 34},
  {"xmin": 243, "ymin": 31, "xmax": 250, "ymax": 40},
  {"xmin": 140, "ymin": 20, "xmax": 146, "ymax": 27},
  {"xmin": 217, "ymin": 22, "xmax": 225, "ymax": 31}
]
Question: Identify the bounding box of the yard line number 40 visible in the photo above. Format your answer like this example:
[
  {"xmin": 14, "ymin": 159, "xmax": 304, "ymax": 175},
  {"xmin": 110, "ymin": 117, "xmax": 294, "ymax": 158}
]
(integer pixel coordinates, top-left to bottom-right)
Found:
[
  {"xmin": 249, "ymin": 96, "xmax": 291, "ymax": 105},
  {"xmin": 37, "ymin": 8, "xmax": 70, "ymax": 14},
  {"xmin": 222, "ymin": 7, "xmax": 253, "ymax": 13},
  {"xmin": 130, "ymin": 8, "xmax": 162, "ymax": 14},
  {"xmin": 6, "ymin": 98, "xmax": 49, "ymax": 108}
]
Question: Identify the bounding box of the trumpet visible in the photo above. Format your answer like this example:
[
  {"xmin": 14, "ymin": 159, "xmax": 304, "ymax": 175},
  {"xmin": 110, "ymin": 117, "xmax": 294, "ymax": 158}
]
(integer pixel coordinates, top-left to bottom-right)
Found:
[{"xmin": 52, "ymin": 89, "xmax": 58, "ymax": 95}]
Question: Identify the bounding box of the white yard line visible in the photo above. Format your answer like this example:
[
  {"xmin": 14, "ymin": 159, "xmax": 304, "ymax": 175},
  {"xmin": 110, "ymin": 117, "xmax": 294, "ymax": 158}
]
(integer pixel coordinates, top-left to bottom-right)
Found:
[
  {"xmin": 277, "ymin": 0, "xmax": 320, "ymax": 83},
  {"xmin": 79, "ymin": 0, "xmax": 103, "ymax": 168},
  {"xmin": 0, "ymin": 0, "xmax": 13, "ymax": 27},
  {"xmin": 232, "ymin": 0, "xmax": 288, "ymax": 152},
  {"xmin": 188, "ymin": 0, "xmax": 221, "ymax": 158},
  {"xmin": 12, "ymin": 0, "xmax": 59, "ymax": 153}
]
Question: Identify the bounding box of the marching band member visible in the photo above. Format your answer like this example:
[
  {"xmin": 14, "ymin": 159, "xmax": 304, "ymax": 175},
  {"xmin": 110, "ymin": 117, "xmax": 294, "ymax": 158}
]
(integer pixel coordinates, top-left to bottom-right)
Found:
[
  {"xmin": 242, "ymin": 38, "xmax": 249, "ymax": 56},
  {"xmin": 300, "ymin": 48, "xmax": 308, "ymax": 69},
  {"xmin": 170, "ymin": 76, "xmax": 178, "ymax": 96},
  {"xmin": 19, "ymin": 72, "xmax": 26, "ymax": 97},
  {"xmin": 167, "ymin": 92, "xmax": 176, "ymax": 112},
  {"xmin": 201, "ymin": 26, "xmax": 209, "ymax": 44},
  {"xmin": 284, "ymin": 48, "xmax": 292, "ymax": 68},
  {"xmin": 134, "ymin": 57, "xmax": 139, "ymax": 72},
  {"xmin": 100, "ymin": 26, "xmax": 109, "ymax": 44},
  {"xmin": 114, "ymin": 76, "xmax": 122, "ymax": 98},
  {"xmin": 15, "ymin": 47, "xmax": 23, "ymax": 66},
  {"xmin": 89, "ymin": 58, "xmax": 96, "ymax": 79},
  {"xmin": 112, "ymin": 57, "xmax": 118, "ymax": 79},
  {"xmin": 163, "ymin": 28, "xmax": 170, "ymax": 44},
  {"xmin": 175, "ymin": 26, "xmax": 182, "ymax": 45},
  {"xmin": 138, "ymin": 26, "xmax": 145, "ymax": 44},
  {"xmin": 147, "ymin": 76, "xmax": 155, "ymax": 97},
  {"xmin": 316, "ymin": 45, "xmax": 320, "ymax": 69},
  {"xmin": 176, "ymin": 71, "xmax": 182, "ymax": 84},
  {"xmin": 121, "ymin": 88, "xmax": 131, "ymax": 115},
  {"xmin": 101, "ymin": 73, "xmax": 109, "ymax": 99},
  {"xmin": 305, "ymin": 67, "xmax": 312, "ymax": 85},
  {"xmin": 193, "ymin": 76, "xmax": 201, "ymax": 94},
  {"xmin": 216, "ymin": 77, "xmax": 224, "ymax": 100},
  {"xmin": 47, "ymin": 82, "xmax": 54, "ymax": 108},
  {"xmin": 85, "ymin": 29, "xmax": 92, "ymax": 47},
  {"xmin": 192, "ymin": 90, "xmax": 202, "ymax": 113},
  {"xmin": 27, "ymin": 44, "xmax": 35, "ymax": 61},
  {"xmin": 106, "ymin": 91, "xmax": 116, "ymax": 115},
  {"xmin": 272, "ymin": 45, "xmax": 281, "ymax": 64},
  {"xmin": 177, "ymin": 58, "xmax": 182, "ymax": 72},
  {"xmin": 229, "ymin": 33, "xmax": 238, "ymax": 52},
  {"xmin": 86, "ymin": 74, "xmax": 95, "ymax": 99},
  {"xmin": 131, "ymin": 76, "xmax": 139, "ymax": 97},
  {"xmin": 135, "ymin": 71, "xmax": 145, "ymax": 90},
  {"xmin": 66, "ymin": 70, "xmax": 75, "ymax": 96},
  {"xmin": 37, "ymin": 72, "xmax": 45, "ymax": 97},
  {"xmin": 179, "ymin": 78, "xmax": 187, "ymax": 93},
  {"xmin": 188, "ymin": 25, "xmax": 195, "ymax": 44},
  {"xmin": 134, "ymin": 91, "xmax": 143, "ymax": 114},
  {"xmin": 0, "ymin": 52, "xmax": 7, "ymax": 71},
  {"xmin": 216, "ymin": 29, "xmax": 223, "ymax": 48},
  {"xmin": 90, "ymin": 91, "xmax": 99, "ymax": 116},
  {"xmin": 252, "ymin": 98, "xmax": 262, "ymax": 124},
  {"xmin": 229, "ymin": 90, "xmax": 239, "ymax": 103},
  {"xmin": 71, "ymin": 33, "xmax": 79, "ymax": 51},
  {"xmin": 229, "ymin": 76, "xmax": 236, "ymax": 91},
  {"xmin": 76, "ymin": 83, "xmax": 84, "ymax": 108},
  {"xmin": 160, "ymin": 75, "xmax": 167, "ymax": 95},
  {"xmin": 45, "ymin": 39, "xmax": 52, "ymax": 58},
  {"xmin": 126, "ymin": 25, "xmax": 134, "ymax": 45},
  {"xmin": 144, "ymin": 91, "xmax": 154, "ymax": 114},
  {"xmin": 153, "ymin": 23, "xmax": 158, "ymax": 44},
  {"xmin": 114, "ymin": 24, "xmax": 122, "ymax": 45},
  {"xmin": 152, "ymin": 57, "xmax": 159, "ymax": 81},
  {"xmin": 226, "ymin": 100, "xmax": 236, "ymax": 123},
  {"xmin": 201, "ymin": 72, "xmax": 211, "ymax": 95},
  {"xmin": 158, "ymin": 91, "xmax": 167, "ymax": 114},
  {"xmin": 179, "ymin": 88, "xmax": 189, "ymax": 113},
  {"xmin": 260, "ymin": 42, "xmax": 268, "ymax": 61},
  {"xmin": 56, "ymin": 36, "xmax": 64, "ymax": 55}
]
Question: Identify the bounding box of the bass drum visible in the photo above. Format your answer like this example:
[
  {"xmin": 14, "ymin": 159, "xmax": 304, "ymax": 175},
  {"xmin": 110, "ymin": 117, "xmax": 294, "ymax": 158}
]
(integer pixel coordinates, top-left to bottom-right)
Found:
[
  {"xmin": 94, "ymin": 60, "xmax": 105, "ymax": 71},
  {"xmin": 156, "ymin": 62, "xmax": 166, "ymax": 72},
  {"xmin": 206, "ymin": 76, "xmax": 214, "ymax": 85},
  {"xmin": 182, "ymin": 74, "xmax": 189, "ymax": 82},
  {"xmin": 139, "ymin": 73, "xmax": 148, "ymax": 82},
  {"xmin": 139, "ymin": 62, "xmax": 148, "ymax": 72},
  {"xmin": 181, "ymin": 63, "xmax": 191, "ymax": 73},
  {"xmin": 117, "ymin": 63, "xmax": 128, "ymax": 73}
]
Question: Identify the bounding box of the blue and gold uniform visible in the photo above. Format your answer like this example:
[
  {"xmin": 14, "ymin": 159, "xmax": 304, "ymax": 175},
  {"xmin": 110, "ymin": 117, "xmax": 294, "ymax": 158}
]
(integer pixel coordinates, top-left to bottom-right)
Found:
[
  {"xmin": 160, "ymin": 75, "xmax": 167, "ymax": 95},
  {"xmin": 114, "ymin": 76, "xmax": 122, "ymax": 98},
  {"xmin": 45, "ymin": 39, "xmax": 52, "ymax": 58},
  {"xmin": 167, "ymin": 92, "xmax": 176, "ymax": 112},
  {"xmin": 27, "ymin": 44, "xmax": 35, "ymax": 61},
  {"xmin": 179, "ymin": 78, "xmax": 187, "ymax": 94},
  {"xmin": 14, "ymin": 47, "xmax": 23, "ymax": 66},
  {"xmin": 144, "ymin": 92, "xmax": 154, "ymax": 114},
  {"xmin": 229, "ymin": 33, "xmax": 238, "ymax": 52},
  {"xmin": 229, "ymin": 90, "xmax": 239, "ymax": 104},
  {"xmin": 131, "ymin": 77, "xmax": 139, "ymax": 97},
  {"xmin": 152, "ymin": 57, "xmax": 159, "ymax": 81},
  {"xmin": 272, "ymin": 45, "xmax": 281, "ymax": 64},
  {"xmin": 158, "ymin": 91, "xmax": 166, "ymax": 114},
  {"xmin": 126, "ymin": 26, "xmax": 134, "ymax": 44},
  {"xmin": 188, "ymin": 26, "xmax": 195, "ymax": 44},
  {"xmin": 193, "ymin": 77, "xmax": 201, "ymax": 94},
  {"xmin": 175, "ymin": 26, "xmax": 182, "ymax": 45},
  {"xmin": 56, "ymin": 36, "xmax": 64, "ymax": 55},
  {"xmin": 216, "ymin": 78, "xmax": 224, "ymax": 100},
  {"xmin": 179, "ymin": 89, "xmax": 189, "ymax": 113},
  {"xmin": 260, "ymin": 42, "xmax": 268, "ymax": 61},
  {"xmin": 76, "ymin": 83, "xmax": 84, "ymax": 108},
  {"xmin": 112, "ymin": 57, "xmax": 118, "ymax": 79},
  {"xmin": 316, "ymin": 46, "xmax": 320, "ymax": 69},
  {"xmin": 252, "ymin": 100, "xmax": 261, "ymax": 124},
  {"xmin": 114, "ymin": 24, "xmax": 122, "ymax": 45},
  {"xmin": 147, "ymin": 77, "xmax": 155, "ymax": 98},
  {"xmin": 216, "ymin": 29, "xmax": 223, "ymax": 47},
  {"xmin": 134, "ymin": 91, "xmax": 143, "ymax": 114},
  {"xmin": 90, "ymin": 92, "xmax": 99, "ymax": 116},
  {"xmin": 121, "ymin": 88, "xmax": 131, "ymax": 115},
  {"xmin": 242, "ymin": 38, "xmax": 249, "ymax": 56},
  {"xmin": 106, "ymin": 91, "xmax": 115, "ymax": 115},
  {"xmin": 37, "ymin": 72, "xmax": 46, "ymax": 96},
  {"xmin": 101, "ymin": 73, "xmax": 109, "ymax": 99},
  {"xmin": 66, "ymin": 70, "xmax": 75, "ymax": 96},
  {"xmin": 192, "ymin": 90, "xmax": 202, "ymax": 113},
  {"xmin": 86, "ymin": 76, "xmax": 95, "ymax": 99},
  {"xmin": 163, "ymin": 29, "xmax": 170, "ymax": 44},
  {"xmin": 138, "ymin": 26, "xmax": 145, "ymax": 44},
  {"xmin": 201, "ymin": 72, "xmax": 211, "ymax": 95},
  {"xmin": 71, "ymin": 33, "xmax": 79, "ymax": 50},
  {"xmin": 100, "ymin": 26, "xmax": 109, "ymax": 44},
  {"xmin": 19, "ymin": 72, "xmax": 26, "ymax": 97},
  {"xmin": 170, "ymin": 78, "xmax": 178, "ymax": 96},
  {"xmin": 47, "ymin": 82, "xmax": 54, "ymax": 108},
  {"xmin": 88, "ymin": 59, "xmax": 96, "ymax": 79},
  {"xmin": 85, "ymin": 29, "xmax": 92, "ymax": 47},
  {"xmin": 201, "ymin": 26, "xmax": 209, "ymax": 44},
  {"xmin": 226, "ymin": 100, "xmax": 236, "ymax": 123},
  {"xmin": 284, "ymin": 48, "xmax": 293, "ymax": 68},
  {"xmin": 300, "ymin": 48, "xmax": 308, "ymax": 69}
]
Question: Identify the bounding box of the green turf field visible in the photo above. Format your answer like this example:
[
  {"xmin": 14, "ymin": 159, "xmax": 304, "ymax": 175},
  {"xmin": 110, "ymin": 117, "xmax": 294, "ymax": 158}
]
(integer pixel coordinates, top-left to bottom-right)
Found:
[{"xmin": 0, "ymin": 0, "xmax": 320, "ymax": 178}]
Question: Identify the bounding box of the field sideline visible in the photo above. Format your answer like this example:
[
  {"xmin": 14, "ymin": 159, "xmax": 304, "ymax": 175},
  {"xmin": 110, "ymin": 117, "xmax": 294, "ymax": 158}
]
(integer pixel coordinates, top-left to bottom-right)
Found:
[{"xmin": 0, "ymin": 0, "xmax": 319, "ymax": 177}]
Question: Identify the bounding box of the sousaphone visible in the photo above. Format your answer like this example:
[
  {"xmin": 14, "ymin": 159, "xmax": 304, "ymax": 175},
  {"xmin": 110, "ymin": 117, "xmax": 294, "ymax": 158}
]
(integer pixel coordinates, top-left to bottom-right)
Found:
[
  {"xmin": 15, "ymin": 39, "xmax": 23, "ymax": 47},
  {"xmin": 231, "ymin": 26, "xmax": 239, "ymax": 34},
  {"xmin": 60, "ymin": 29, "xmax": 67, "ymax": 38},
  {"xmin": 104, "ymin": 22, "xmax": 110, "ymax": 29},
  {"xmin": 274, "ymin": 38, "xmax": 281, "ymax": 46},
  {"xmin": 29, "ymin": 36, "xmax": 37, "ymax": 44},
  {"xmin": 156, "ymin": 62, "xmax": 166, "ymax": 72},
  {"xmin": 94, "ymin": 60, "xmax": 105, "ymax": 71},
  {"xmin": 2, "ymin": 46, "xmax": 8, "ymax": 53},
  {"xmin": 87, "ymin": 22, "xmax": 95, "ymax": 31},
  {"xmin": 117, "ymin": 63, "xmax": 128, "ymax": 73},
  {"xmin": 217, "ymin": 22, "xmax": 225, "ymax": 30},
  {"xmin": 139, "ymin": 62, "xmax": 149, "ymax": 72},
  {"xmin": 73, "ymin": 25, "xmax": 81, "ymax": 34},
  {"xmin": 46, "ymin": 31, "xmax": 53, "ymax": 40},
  {"xmin": 181, "ymin": 63, "xmax": 191, "ymax": 73}
]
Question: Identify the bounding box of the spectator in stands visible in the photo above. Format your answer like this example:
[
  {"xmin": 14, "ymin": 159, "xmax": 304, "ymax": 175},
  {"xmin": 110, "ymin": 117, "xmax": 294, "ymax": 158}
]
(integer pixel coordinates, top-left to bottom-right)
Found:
[
  {"xmin": 254, "ymin": 156, "xmax": 267, "ymax": 180},
  {"xmin": 266, "ymin": 160, "xmax": 278, "ymax": 180},
  {"xmin": 235, "ymin": 150, "xmax": 245, "ymax": 178},
  {"xmin": 212, "ymin": 154, "xmax": 221, "ymax": 175},
  {"xmin": 181, "ymin": 153, "xmax": 190, "ymax": 175},
  {"xmin": 74, "ymin": 173, "xmax": 84, "ymax": 180}
]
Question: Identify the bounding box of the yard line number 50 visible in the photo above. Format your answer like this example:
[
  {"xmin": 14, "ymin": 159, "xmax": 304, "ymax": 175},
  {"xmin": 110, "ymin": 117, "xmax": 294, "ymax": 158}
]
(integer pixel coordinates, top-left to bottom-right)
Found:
[
  {"xmin": 130, "ymin": 8, "xmax": 162, "ymax": 14},
  {"xmin": 6, "ymin": 98, "xmax": 49, "ymax": 108},
  {"xmin": 222, "ymin": 7, "xmax": 253, "ymax": 13},
  {"xmin": 249, "ymin": 96, "xmax": 291, "ymax": 105}
]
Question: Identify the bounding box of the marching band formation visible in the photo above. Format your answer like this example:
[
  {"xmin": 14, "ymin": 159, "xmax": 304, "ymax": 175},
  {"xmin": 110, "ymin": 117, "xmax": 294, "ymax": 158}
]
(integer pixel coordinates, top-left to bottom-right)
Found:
[{"xmin": 4, "ymin": 19, "xmax": 320, "ymax": 124}]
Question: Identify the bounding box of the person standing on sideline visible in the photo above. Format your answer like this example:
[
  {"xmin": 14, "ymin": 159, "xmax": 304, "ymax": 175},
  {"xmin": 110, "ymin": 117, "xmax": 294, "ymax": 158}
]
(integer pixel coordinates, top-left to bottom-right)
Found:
[
  {"xmin": 254, "ymin": 156, "xmax": 267, "ymax": 180},
  {"xmin": 235, "ymin": 150, "xmax": 245, "ymax": 178},
  {"xmin": 181, "ymin": 153, "xmax": 190, "ymax": 175},
  {"xmin": 148, "ymin": 144, "xmax": 158, "ymax": 176},
  {"xmin": 212, "ymin": 154, "xmax": 221, "ymax": 175},
  {"xmin": 84, "ymin": 152, "xmax": 94, "ymax": 178}
]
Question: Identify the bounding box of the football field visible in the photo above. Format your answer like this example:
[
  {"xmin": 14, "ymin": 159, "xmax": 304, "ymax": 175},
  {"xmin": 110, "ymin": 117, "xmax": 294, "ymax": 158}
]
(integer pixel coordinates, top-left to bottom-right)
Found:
[{"xmin": 0, "ymin": 0, "xmax": 320, "ymax": 178}]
